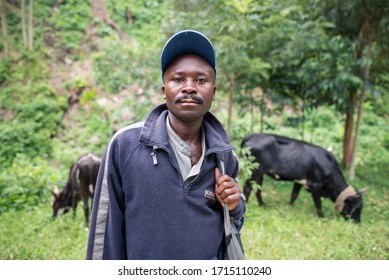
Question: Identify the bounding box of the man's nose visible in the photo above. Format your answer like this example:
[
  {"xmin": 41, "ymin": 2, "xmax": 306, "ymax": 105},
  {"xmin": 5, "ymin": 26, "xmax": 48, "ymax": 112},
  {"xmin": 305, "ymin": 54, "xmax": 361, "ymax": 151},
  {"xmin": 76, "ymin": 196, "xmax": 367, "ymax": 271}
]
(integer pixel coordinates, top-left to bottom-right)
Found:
[{"xmin": 182, "ymin": 79, "xmax": 197, "ymax": 94}]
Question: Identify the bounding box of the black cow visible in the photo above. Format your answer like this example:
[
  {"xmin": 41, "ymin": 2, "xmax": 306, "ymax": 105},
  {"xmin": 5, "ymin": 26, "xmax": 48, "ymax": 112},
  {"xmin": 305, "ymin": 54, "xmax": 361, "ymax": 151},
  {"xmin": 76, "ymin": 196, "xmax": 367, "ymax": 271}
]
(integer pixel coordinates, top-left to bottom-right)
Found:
[
  {"xmin": 241, "ymin": 133, "xmax": 366, "ymax": 223},
  {"xmin": 52, "ymin": 153, "xmax": 101, "ymax": 223}
]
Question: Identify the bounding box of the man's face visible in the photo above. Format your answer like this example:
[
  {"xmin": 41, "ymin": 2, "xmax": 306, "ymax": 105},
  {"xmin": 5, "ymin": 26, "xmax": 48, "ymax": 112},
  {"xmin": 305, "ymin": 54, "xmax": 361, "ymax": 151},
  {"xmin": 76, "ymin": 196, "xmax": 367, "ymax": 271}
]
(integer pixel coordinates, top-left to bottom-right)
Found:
[{"xmin": 162, "ymin": 54, "xmax": 216, "ymax": 124}]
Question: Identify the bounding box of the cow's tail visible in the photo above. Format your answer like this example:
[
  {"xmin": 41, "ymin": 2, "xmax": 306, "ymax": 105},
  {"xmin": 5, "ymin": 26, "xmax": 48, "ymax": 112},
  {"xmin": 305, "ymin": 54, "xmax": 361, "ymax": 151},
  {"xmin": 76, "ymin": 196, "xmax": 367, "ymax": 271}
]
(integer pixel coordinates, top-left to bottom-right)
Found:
[
  {"xmin": 240, "ymin": 135, "xmax": 253, "ymax": 159},
  {"xmin": 241, "ymin": 135, "xmax": 250, "ymax": 149},
  {"xmin": 71, "ymin": 162, "xmax": 80, "ymax": 191}
]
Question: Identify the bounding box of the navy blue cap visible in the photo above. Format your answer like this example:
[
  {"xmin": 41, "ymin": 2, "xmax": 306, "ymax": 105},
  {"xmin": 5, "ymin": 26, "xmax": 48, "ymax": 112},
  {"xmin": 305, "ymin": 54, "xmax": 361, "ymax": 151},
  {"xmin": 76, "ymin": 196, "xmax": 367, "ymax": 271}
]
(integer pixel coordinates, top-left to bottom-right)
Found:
[{"xmin": 161, "ymin": 30, "xmax": 216, "ymax": 78}]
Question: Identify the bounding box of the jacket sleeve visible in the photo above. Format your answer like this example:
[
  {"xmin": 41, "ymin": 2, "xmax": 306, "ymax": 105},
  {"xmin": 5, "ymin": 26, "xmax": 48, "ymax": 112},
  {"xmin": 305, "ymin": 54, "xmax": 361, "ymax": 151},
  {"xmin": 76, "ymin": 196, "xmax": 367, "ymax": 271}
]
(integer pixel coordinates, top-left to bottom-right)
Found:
[{"xmin": 86, "ymin": 136, "xmax": 126, "ymax": 259}]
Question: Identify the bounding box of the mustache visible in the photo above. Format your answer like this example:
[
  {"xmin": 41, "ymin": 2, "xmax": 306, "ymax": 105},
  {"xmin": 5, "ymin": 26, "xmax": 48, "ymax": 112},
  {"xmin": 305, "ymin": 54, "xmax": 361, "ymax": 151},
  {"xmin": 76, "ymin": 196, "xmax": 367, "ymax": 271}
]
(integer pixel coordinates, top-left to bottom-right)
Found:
[{"xmin": 174, "ymin": 94, "xmax": 204, "ymax": 104}]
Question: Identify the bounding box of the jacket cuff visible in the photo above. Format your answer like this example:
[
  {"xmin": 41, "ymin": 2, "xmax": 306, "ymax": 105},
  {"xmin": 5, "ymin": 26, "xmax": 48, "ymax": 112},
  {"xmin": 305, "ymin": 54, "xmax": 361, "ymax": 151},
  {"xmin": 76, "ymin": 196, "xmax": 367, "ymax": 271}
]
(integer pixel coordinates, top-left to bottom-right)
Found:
[{"xmin": 229, "ymin": 199, "xmax": 245, "ymax": 222}]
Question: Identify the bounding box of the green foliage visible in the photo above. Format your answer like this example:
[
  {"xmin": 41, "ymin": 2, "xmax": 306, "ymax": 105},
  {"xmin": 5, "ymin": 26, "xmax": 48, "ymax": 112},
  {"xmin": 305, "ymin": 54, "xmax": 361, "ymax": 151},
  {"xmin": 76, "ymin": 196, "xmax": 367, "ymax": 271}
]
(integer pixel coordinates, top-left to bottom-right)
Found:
[
  {"xmin": 238, "ymin": 147, "xmax": 261, "ymax": 194},
  {"xmin": 92, "ymin": 40, "xmax": 135, "ymax": 94},
  {"xmin": 6, "ymin": 51, "xmax": 51, "ymax": 83},
  {"xmin": 0, "ymin": 0, "xmax": 55, "ymax": 52},
  {"xmin": 0, "ymin": 154, "xmax": 61, "ymax": 214},
  {"xmin": 92, "ymin": 31, "xmax": 160, "ymax": 95},
  {"xmin": 49, "ymin": 0, "xmax": 92, "ymax": 53},
  {"xmin": 0, "ymin": 57, "xmax": 11, "ymax": 84},
  {"xmin": 107, "ymin": 0, "xmax": 163, "ymax": 34},
  {"xmin": 0, "ymin": 83, "xmax": 67, "ymax": 168},
  {"xmin": 355, "ymin": 102, "xmax": 389, "ymax": 167}
]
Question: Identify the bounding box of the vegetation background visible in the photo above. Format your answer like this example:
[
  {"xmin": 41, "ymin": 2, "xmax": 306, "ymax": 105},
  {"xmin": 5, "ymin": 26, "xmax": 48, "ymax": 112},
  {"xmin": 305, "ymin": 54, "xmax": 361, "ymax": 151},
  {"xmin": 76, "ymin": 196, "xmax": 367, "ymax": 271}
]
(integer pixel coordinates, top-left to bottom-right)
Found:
[{"xmin": 0, "ymin": 0, "xmax": 388, "ymax": 259}]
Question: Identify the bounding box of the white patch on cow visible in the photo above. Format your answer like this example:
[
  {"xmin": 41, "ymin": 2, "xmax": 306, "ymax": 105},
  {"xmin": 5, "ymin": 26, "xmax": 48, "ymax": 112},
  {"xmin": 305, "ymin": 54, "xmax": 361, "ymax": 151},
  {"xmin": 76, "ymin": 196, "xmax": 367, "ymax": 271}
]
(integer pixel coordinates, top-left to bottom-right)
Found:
[
  {"xmin": 294, "ymin": 179, "xmax": 308, "ymax": 186},
  {"xmin": 294, "ymin": 179, "xmax": 310, "ymax": 190},
  {"xmin": 89, "ymin": 184, "xmax": 94, "ymax": 194},
  {"xmin": 274, "ymin": 174, "xmax": 280, "ymax": 179}
]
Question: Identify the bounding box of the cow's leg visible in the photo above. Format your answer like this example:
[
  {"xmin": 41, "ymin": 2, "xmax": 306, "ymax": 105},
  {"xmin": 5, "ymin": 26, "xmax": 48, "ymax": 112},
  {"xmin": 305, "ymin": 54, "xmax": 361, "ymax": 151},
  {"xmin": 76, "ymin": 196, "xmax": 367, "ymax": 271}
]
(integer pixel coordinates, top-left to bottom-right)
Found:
[
  {"xmin": 78, "ymin": 179, "xmax": 90, "ymax": 224},
  {"xmin": 71, "ymin": 194, "xmax": 78, "ymax": 217},
  {"xmin": 254, "ymin": 173, "xmax": 265, "ymax": 207},
  {"xmin": 243, "ymin": 170, "xmax": 264, "ymax": 206},
  {"xmin": 82, "ymin": 196, "xmax": 89, "ymax": 224},
  {"xmin": 255, "ymin": 187, "xmax": 264, "ymax": 206},
  {"xmin": 310, "ymin": 185, "xmax": 324, "ymax": 218},
  {"xmin": 243, "ymin": 165, "xmax": 266, "ymax": 207},
  {"xmin": 290, "ymin": 183, "xmax": 303, "ymax": 206},
  {"xmin": 243, "ymin": 180, "xmax": 252, "ymax": 203},
  {"xmin": 90, "ymin": 184, "xmax": 96, "ymax": 214},
  {"xmin": 243, "ymin": 167, "xmax": 260, "ymax": 203}
]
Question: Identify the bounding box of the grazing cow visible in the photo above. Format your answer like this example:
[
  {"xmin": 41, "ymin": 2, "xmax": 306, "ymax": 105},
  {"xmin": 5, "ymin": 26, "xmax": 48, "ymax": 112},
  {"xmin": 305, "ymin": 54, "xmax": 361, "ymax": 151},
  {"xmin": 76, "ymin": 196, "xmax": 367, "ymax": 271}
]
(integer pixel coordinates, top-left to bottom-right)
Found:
[
  {"xmin": 52, "ymin": 153, "xmax": 101, "ymax": 223},
  {"xmin": 241, "ymin": 133, "xmax": 366, "ymax": 223}
]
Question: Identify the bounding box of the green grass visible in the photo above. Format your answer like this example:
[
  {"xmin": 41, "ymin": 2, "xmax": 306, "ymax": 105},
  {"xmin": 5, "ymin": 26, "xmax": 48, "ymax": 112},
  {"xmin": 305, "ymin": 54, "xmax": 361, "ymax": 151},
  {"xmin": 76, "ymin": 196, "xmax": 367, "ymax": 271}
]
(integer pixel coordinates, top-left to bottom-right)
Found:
[
  {"xmin": 242, "ymin": 182, "xmax": 389, "ymax": 260},
  {"xmin": 0, "ymin": 179, "xmax": 388, "ymax": 260},
  {"xmin": 0, "ymin": 204, "xmax": 89, "ymax": 260}
]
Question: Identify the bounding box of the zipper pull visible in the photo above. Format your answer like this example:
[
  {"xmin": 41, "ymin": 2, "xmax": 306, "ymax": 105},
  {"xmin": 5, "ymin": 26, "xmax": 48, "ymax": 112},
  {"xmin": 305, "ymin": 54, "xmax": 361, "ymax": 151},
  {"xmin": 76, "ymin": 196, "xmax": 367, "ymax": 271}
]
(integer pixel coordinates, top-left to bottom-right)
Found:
[{"xmin": 151, "ymin": 146, "xmax": 158, "ymax": 165}]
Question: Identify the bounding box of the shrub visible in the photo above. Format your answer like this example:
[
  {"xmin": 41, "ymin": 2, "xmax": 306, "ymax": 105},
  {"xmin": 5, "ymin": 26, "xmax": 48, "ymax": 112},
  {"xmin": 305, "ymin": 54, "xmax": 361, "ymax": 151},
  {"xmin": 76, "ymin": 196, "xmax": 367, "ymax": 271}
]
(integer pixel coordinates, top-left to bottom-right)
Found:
[
  {"xmin": 0, "ymin": 154, "xmax": 61, "ymax": 214},
  {"xmin": 0, "ymin": 83, "xmax": 67, "ymax": 167}
]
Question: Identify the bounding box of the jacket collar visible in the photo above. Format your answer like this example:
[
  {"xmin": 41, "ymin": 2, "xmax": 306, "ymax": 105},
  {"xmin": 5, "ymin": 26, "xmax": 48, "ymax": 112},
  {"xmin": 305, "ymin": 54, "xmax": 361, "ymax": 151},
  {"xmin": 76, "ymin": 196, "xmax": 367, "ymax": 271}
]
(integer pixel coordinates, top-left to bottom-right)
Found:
[{"xmin": 139, "ymin": 103, "xmax": 233, "ymax": 154}]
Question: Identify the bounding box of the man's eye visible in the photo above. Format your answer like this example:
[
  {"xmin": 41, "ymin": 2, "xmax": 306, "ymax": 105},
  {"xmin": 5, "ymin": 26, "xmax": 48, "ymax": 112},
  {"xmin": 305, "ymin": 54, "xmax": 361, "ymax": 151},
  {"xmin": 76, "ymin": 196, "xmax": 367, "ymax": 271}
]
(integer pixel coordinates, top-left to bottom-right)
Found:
[
  {"xmin": 173, "ymin": 77, "xmax": 183, "ymax": 83},
  {"xmin": 197, "ymin": 78, "xmax": 206, "ymax": 84}
]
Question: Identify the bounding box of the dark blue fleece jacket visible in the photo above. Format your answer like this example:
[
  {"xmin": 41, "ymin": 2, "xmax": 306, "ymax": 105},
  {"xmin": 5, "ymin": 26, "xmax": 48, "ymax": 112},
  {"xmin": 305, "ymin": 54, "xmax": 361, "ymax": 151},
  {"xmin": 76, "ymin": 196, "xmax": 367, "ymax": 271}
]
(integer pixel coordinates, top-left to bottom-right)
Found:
[{"xmin": 86, "ymin": 104, "xmax": 245, "ymax": 260}]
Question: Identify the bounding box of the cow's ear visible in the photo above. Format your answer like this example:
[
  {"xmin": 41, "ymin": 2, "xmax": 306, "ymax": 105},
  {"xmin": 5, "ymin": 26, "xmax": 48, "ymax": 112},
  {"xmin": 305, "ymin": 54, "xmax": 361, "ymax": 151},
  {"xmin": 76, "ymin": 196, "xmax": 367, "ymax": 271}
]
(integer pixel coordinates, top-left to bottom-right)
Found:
[
  {"xmin": 52, "ymin": 186, "xmax": 60, "ymax": 198},
  {"xmin": 351, "ymin": 187, "xmax": 367, "ymax": 198},
  {"xmin": 359, "ymin": 187, "xmax": 368, "ymax": 193}
]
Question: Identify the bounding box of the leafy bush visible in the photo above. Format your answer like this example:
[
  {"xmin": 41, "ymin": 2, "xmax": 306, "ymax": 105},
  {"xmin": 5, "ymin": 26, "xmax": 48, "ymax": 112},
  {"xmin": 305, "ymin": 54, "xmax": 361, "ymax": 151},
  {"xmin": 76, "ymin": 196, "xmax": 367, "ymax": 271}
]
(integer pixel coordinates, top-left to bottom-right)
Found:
[
  {"xmin": 0, "ymin": 57, "xmax": 11, "ymax": 84},
  {"xmin": 0, "ymin": 154, "xmax": 61, "ymax": 214},
  {"xmin": 49, "ymin": 0, "xmax": 92, "ymax": 52},
  {"xmin": 0, "ymin": 82, "xmax": 67, "ymax": 167},
  {"xmin": 92, "ymin": 39, "xmax": 136, "ymax": 93}
]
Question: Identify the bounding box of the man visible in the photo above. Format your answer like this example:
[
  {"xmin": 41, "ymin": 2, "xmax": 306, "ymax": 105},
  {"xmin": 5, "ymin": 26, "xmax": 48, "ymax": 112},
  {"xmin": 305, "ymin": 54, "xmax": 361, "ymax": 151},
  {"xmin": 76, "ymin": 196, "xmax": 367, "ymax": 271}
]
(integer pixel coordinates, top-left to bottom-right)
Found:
[{"xmin": 87, "ymin": 30, "xmax": 245, "ymax": 260}]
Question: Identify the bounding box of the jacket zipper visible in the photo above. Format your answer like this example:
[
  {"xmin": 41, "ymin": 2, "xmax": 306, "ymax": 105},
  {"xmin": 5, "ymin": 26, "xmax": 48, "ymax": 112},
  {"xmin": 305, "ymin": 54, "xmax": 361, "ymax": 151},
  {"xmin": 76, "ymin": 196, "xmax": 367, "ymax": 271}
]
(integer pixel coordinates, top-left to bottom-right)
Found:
[{"xmin": 150, "ymin": 146, "xmax": 158, "ymax": 165}]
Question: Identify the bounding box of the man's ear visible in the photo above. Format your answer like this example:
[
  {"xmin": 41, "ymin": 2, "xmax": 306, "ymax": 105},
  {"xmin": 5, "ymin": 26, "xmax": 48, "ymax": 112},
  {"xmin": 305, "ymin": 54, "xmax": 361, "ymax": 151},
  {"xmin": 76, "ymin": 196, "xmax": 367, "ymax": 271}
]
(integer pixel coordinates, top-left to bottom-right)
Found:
[{"xmin": 162, "ymin": 85, "xmax": 166, "ymax": 99}]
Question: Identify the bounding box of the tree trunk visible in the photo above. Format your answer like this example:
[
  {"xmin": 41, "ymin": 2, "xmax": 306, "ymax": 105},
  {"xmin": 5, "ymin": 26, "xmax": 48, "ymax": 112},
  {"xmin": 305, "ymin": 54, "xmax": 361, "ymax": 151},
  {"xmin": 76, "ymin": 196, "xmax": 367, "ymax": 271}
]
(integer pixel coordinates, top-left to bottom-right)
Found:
[
  {"xmin": 21, "ymin": 0, "xmax": 27, "ymax": 47},
  {"xmin": 342, "ymin": 21, "xmax": 366, "ymax": 169},
  {"xmin": 301, "ymin": 100, "xmax": 305, "ymax": 141},
  {"xmin": 226, "ymin": 76, "xmax": 234, "ymax": 136},
  {"xmin": 0, "ymin": 0, "xmax": 8, "ymax": 54},
  {"xmin": 349, "ymin": 28, "xmax": 374, "ymax": 180},
  {"xmin": 342, "ymin": 90, "xmax": 356, "ymax": 168},
  {"xmin": 28, "ymin": 0, "xmax": 33, "ymax": 51},
  {"xmin": 249, "ymin": 92, "xmax": 255, "ymax": 133}
]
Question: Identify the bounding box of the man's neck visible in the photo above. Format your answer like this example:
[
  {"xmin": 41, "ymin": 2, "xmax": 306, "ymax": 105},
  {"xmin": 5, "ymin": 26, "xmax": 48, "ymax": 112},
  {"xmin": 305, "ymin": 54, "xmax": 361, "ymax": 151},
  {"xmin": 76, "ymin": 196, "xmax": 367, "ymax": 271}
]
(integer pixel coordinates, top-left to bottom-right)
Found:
[{"xmin": 167, "ymin": 113, "xmax": 203, "ymax": 144}]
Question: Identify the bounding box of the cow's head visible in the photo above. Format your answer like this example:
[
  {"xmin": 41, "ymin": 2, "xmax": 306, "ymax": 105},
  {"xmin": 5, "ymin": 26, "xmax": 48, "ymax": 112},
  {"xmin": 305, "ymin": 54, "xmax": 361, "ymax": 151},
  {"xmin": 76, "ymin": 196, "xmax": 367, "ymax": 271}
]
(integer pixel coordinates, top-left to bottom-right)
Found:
[
  {"xmin": 337, "ymin": 187, "xmax": 367, "ymax": 223},
  {"xmin": 52, "ymin": 185, "xmax": 71, "ymax": 219}
]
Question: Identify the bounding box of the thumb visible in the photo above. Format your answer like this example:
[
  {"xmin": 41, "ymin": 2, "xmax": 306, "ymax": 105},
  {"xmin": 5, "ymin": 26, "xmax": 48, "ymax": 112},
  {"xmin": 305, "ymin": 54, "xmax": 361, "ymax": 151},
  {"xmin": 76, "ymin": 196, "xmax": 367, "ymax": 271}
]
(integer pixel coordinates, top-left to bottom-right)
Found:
[
  {"xmin": 214, "ymin": 167, "xmax": 223, "ymax": 206},
  {"xmin": 214, "ymin": 167, "xmax": 221, "ymax": 180}
]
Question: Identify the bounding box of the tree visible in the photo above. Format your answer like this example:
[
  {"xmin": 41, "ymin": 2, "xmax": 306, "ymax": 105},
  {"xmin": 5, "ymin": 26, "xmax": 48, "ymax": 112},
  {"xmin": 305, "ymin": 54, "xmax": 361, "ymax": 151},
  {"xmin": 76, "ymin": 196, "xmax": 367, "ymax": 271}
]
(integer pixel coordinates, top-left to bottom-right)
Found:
[
  {"xmin": 28, "ymin": 0, "xmax": 33, "ymax": 50},
  {"xmin": 321, "ymin": 0, "xmax": 389, "ymax": 178},
  {"xmin": 0, "ymin": 0, "xmax": 8, "ymax": 54},
  {"xmin": 21, "ymin": 0, "xmax": 27, "ymax": 48},
  {"xmin": 250, "ymin": 1, "xmax": 349, "ymax": 140}
]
